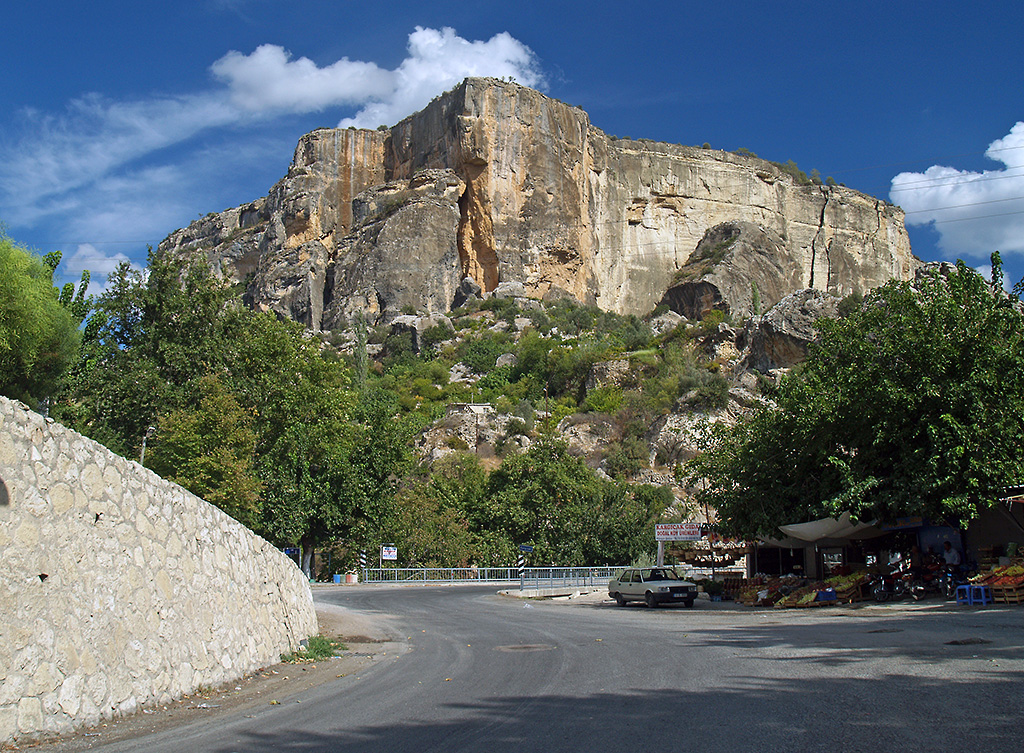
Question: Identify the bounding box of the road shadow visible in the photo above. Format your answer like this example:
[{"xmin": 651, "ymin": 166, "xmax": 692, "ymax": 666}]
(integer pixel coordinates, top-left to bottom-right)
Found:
[{"xmin": 214, "ymin": 671, "xmax": 1024, "ymax": 753}]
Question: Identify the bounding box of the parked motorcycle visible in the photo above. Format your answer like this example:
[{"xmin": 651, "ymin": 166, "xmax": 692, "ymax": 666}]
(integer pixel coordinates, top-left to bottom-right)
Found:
[
  {"xmin": 907, "ymin": 566, "xmax": 942, "ymax": 600},
  {"xmin": 870, "ymin": 558, "xmax": 912, "ymax": 601},
  {"xmin": 936, "ymin": 564, "xmax": 973, "ymax": 600}
]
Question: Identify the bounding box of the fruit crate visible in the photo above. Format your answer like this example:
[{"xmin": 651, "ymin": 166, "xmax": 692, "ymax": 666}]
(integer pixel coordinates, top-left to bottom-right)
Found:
[{"xmin": 991, "ymin": 585, "xmax": 1024, "ymax": 604}]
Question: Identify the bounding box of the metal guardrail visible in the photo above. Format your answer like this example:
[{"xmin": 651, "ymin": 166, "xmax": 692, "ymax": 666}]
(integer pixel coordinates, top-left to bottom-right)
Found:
[{"xmin": 360, "ymin": 566, "xmax": 624, "ymax": 588}]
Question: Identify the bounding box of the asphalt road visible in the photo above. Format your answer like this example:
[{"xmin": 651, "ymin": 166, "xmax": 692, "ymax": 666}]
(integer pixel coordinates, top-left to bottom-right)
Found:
[{"xmin": 58, "ymin": 587, "xmax": 1024, "ymax": 752}]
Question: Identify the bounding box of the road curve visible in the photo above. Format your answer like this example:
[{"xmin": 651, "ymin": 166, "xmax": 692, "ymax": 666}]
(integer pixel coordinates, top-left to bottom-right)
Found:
[{"xmin": 60, "ymin": 585, "xmax": 1024, "ymax": 752}]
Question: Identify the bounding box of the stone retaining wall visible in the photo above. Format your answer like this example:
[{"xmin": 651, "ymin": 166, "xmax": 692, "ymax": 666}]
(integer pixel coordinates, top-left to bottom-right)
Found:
[{"xmin": 0, "ymin": 397, "xmax": 318, "ymax": 744}]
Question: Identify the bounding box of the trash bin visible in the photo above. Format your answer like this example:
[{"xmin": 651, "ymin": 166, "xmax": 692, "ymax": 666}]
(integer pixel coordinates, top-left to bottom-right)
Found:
[
  {"xmin": 345, "ymin": 572, "xmax": 359, "ymax": 584},
  {"xmin": 333, "ymin": 574, "xmax": 342, "ymax": 584}
]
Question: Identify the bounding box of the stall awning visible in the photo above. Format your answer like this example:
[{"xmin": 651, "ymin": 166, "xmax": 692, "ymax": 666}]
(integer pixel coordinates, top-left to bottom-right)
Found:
[{"xmin": 777, "ymin": 511, "xmax": 883, "ymax": 543}]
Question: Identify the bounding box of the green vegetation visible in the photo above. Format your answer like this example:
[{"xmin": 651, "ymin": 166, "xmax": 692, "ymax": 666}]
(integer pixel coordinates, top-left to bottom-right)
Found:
[
  {"xmin": 773, "ymin": 159, "xmax": 812, "ymax": 185},
  {"xmin": 0, "ymin": 233, "xmax": 85, "ymax": 406},
  {"xmin": 684, "ymin": 258, "xmax": 1024, "ymax": 537},
  {"xmin": 8, "ymin": 222, "xmax": 1020, "ymax": 574},
  {"xmin": 730, "ymin": 147, "xmax": 835, "ymax": 188},
  {"xmin": 0, "ymin": 234, "xmax": 724, "ymax": 570},
  {"xmin": 281, "ymin": 636, "xmax": 347, "ymax": 663}
]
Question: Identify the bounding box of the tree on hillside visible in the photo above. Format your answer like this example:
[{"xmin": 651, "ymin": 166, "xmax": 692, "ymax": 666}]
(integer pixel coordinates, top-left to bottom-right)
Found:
[
  {"xmin": 384, "ymin": 453, "xmax": 488, "ymax": 567},
  {"xmin": 0, "ymin": 232, "xmax": 82, "ymax": 407},
  {"xmin": 479, "ymin": 437, "xmax": 667, "ymax": 566},
  {"xmin": 684, "ymin": 261, "xmax": 1024, "ymax": 537}
]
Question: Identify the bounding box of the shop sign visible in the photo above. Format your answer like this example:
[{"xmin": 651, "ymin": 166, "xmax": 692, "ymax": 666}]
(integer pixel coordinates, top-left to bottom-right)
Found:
[{"xmin": 656, "ymin": 523, "xmax": 701, "ymax": 541}]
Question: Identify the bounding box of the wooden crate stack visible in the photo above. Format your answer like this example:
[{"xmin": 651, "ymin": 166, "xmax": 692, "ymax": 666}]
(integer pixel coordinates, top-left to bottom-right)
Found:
[
  {"xmin": 991, "ymin": 582, "xmax": 1024, "ymax": 604},
  {"xmin": 973, "ymin": 561, "xmax": 1024, "ymax": 604}
]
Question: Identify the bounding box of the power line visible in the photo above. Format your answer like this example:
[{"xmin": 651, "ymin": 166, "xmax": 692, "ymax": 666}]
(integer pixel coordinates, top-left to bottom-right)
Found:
[
  {"xmin": 903, "ymin": 195, "xmax": 1024, "ymax": 215},
  {"xmin": 889, "ymin": 167, "xmax": 1024, "ymax": 192},
  {"xmin": 915, "ymin": 208, "xmax": 1024, "ymax": 226},
  {"xmin": 832, "ymin": 143, "xmax": 1024, "ymax": 175}
]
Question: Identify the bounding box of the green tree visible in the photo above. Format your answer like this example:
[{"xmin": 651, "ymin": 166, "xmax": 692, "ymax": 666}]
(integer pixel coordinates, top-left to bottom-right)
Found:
[
  {"xmin": 479, "ymin": 438, "xmax": 664, "ymax": 566},
  {"xmin": 385, "ymin": 453, "xmax": 486, "ymax": 566},
  {"xmin": 225, "ymin": 312, "xmax": 357, "ymax": 572},
  {"xmin": 52, "ymin": 250, "xmax": 240, "ymax": 456},
  {"xmin": 145, "ymin": 374, "xmax": 263, "ymax": 527},
  {"xmin": 685, "ymin": 262, "xmax": 1024, "ymax": 537},
  {"xmin": 0, "ymin": 232, "xmax": 81, "ymax": 407},
  {"xmin": 43, "ymin": 250, "xmax": 92, "ymax": 325}
]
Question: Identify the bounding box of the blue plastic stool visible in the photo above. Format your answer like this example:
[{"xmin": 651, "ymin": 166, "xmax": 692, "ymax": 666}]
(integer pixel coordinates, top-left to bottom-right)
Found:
[
  {"xmin": 968, "ymin": 584, "xmax": 993, "ymax": 605},
  {"xmin": 955, "ymin": 585, "xmax": 971, "ymax": 605}
]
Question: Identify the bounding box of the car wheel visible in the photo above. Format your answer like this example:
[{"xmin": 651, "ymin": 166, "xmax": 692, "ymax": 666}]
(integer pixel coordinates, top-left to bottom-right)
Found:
[
  {"xmin": 645, "ymin": 592, "xmax": 657, "ymax": 608},
  {"xmin": 684, "ymin": 599, "xmax": 694, "ymax": 608},
  {"xmin": 614, "ymin": 593, "xmax": 626, "ymax": 607}
]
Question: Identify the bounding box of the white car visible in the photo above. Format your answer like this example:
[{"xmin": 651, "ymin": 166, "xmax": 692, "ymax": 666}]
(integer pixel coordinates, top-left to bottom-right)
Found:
[{"xmin": 608, "ymin": 567, "xmax": 697, "ymax": 608}]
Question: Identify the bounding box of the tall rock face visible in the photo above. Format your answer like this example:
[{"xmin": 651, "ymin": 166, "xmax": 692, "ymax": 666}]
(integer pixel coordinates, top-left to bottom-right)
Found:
[
  {"xmin": 658, "ymin": 221, "xmax": 803, "ymax": 320},
  {"xmin": 159, "ymin": 78, "xmax": 914, "ymax": 328}
]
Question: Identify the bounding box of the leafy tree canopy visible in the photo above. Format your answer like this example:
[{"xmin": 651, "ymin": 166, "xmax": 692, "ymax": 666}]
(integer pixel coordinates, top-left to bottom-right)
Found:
[
  {"xmin": 478, "ymin": 438, "xmax": 668, "ymax": 566},
  {"xmin": 684, "ymin": 260, "xmax": 1024, "ymax": 537},
  {"xmin": 0, "ymin": 232, "xmax": 82, "ymax": 406}
]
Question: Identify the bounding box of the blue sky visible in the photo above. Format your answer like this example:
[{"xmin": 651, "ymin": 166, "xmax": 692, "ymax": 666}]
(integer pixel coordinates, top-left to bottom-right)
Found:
[{"xmin": 3, "ymin": 1, "xmax": 1024, "ymax": 294}]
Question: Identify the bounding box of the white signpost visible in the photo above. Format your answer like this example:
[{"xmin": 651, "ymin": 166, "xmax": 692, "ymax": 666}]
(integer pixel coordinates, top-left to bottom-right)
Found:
[
  {"xmin": 656, "ymin": 523, "xmax": 702, "ymax": 541},
  {"xmin": 655, "ymin": 523, "xmax": 702, "ymax": 566},
  {"xmin": 381, "ymin": 544, "xmax": 398, "ymax": 567}
]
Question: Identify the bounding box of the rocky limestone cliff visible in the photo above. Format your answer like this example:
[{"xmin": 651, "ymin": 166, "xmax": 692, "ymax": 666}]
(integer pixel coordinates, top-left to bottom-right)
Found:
[
  {"xmin": 658, "ymin": 221, "xmax": 803, "ymax": 320},
  {"xmin": 159, "ymin": 78, "xmax": 914, "ymax": 328}
]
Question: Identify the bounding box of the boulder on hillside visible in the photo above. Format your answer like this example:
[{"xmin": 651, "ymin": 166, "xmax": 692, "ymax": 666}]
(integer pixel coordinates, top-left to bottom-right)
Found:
[
  {"xmin": 418, "ymin": 403, "xmax": 505, "ymax": 460},
  {"xmin": 697, "ymin": 322, "xmax": 741, "ymax": 362},
  {"xmin": 742, "ymin": 288, "xmax": 840, "ymax": 373},
  {"xmin": 387, "ymin": 313, "xmax": 454, "ymax": 353},
  {"xmin": 556, "ymin": 413, "xmax": 619, "ymax": 467},
  {"xmin": 584, "ymin": 359, "xmax": 634, "ymax": 394},
  {"xmin": 658, "ymin": 221, "xmax": 805, "ymax": 321},
  {"xmin": 491, "ymin": 281, "xmax": 527, "ymax": 299},
  {"xmin": 452, "ymin": 276, "xmax": 484, "ymax": 308},
  {"xmin": 649, "ymin": 310, "xmax": 684, "ymax": 336}
]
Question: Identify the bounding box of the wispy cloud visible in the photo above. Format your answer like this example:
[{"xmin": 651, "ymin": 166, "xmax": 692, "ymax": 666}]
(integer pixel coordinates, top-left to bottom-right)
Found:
[
  {"xmin": 0, "ymin": 27, "xmax": 544, "ymax": 286},
  {"xmin": 1, "ymin": 93, "xmax": 237, "ymax": 228},
  {"xmin": 890, "ymin": 122, "xmax": 1024, "ymax": 258}
]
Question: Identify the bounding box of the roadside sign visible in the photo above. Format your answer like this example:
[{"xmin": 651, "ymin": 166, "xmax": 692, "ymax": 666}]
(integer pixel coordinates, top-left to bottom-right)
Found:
[
  {"xmin": 656, "ymin": 523, "xmax": 701, "ymax": 541},
  {"xmin": 381, "ymin": 544, "xmax": 398, "ymax": 561},
  {"xmin": 519, "ymin": 544, "xmax": 534, "ymax": 553}
]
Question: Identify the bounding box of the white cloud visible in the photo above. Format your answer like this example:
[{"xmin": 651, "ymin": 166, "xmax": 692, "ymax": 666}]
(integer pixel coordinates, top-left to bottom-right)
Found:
[
  {"xmin": 211, "ymin": 45, "xmax": 394, "ymax": 112},
  {"xmin": 64, "ymin": 244, "xmax": 134, "ymax": 278},
  {"xmin": 60, "ymin": 244, "xmax": 140, "ymax": 296},
  {"xmin": 339, "ymin": 27, "xmax": 545, "ymax": 128},
  {"xmin": 890, "ymin": 122, "xmax": 1024, "ymax": 257},
  {"xmin": 0, "ymin": 27, "xmax": 544, "ymax": 241},
  {"xmin": 210, "ymin": 27, "xmax": 545, "ymax": 128}
]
